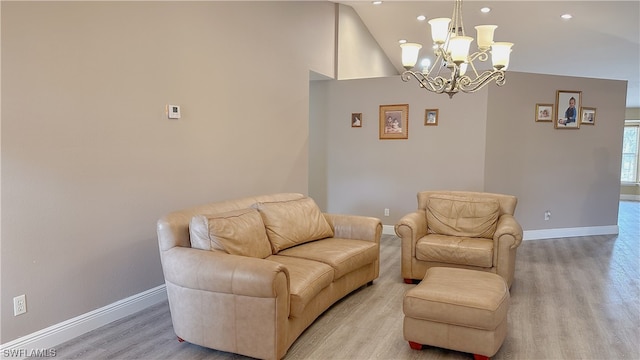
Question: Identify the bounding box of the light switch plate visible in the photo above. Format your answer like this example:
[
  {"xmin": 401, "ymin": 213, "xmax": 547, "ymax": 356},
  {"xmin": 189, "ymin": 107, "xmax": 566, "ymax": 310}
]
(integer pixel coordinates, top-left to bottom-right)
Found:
[{"xmin": 168, "ymin": 105, "xmax": 181, "ymax": 119}]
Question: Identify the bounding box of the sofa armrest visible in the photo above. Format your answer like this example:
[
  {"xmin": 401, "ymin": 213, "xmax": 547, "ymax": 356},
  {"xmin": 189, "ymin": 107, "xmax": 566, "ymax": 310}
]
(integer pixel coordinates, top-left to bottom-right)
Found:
[
  {"xmin": 494, "ymin": 214, "xmax": 523, "ymax": 249},
  {"xmin": 161, "ymin": 246, "xmax": 289, "ymax": 298},
  {"xmin": 322, "ymin": 213, "xmax": 382, "ymax": 243}
]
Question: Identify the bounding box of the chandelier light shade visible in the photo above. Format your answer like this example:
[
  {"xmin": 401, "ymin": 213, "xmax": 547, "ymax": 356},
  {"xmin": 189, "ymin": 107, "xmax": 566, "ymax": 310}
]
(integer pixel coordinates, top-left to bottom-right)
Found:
[
  {"xmin": 400, "ymin": 43, "xmax": 422, "ymax": 68},
  {"xmin": 401, "ymin": 0, "xmax": 513, "ymax": 98}
]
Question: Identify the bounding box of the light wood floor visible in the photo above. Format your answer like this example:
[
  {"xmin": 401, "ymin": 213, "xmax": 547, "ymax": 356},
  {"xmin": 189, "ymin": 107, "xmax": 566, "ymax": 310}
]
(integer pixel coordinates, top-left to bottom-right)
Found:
[{"xmin": 55, "ymin": 201, "xmax": 639, "ymax": 359}]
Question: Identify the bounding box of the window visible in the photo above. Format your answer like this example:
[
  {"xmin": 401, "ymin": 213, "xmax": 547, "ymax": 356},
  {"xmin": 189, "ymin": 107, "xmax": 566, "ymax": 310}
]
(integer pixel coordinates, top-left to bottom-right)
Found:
[{"xmin": 621, "ymin": 120, "xmax": 640, "ymax": 183}]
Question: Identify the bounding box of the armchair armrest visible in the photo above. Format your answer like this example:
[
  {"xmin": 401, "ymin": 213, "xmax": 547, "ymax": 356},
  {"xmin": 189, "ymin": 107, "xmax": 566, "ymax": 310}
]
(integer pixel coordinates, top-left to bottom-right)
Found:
[
  {"xmin": 323, "ymin": 213, "xmax": 382, "ymax": 243},
  {"xmin": 494, "ymin": 214, "xmax": 523, "ymax": 249},
  {"xmin": 161, "ymin": 246, "xmax": 289, "ymax": 298},
  {"xmin": 394, "ymin": 210, "xmax": 427, "ymax": 245}
]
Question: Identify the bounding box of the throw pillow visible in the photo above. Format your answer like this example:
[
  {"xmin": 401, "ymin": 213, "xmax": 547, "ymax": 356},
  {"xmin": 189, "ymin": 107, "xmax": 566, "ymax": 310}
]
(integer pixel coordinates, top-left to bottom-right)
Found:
[
  {"xmin": 189, "ymin": 208, "xmax": 272, "ymax": 259},
  {"xmin": 253, "ymin": 197, "xmax": 334, "ymax": 253},
  {"xmin": 426, "ymin": 194, "xmax": 500, "ymax": 238}
]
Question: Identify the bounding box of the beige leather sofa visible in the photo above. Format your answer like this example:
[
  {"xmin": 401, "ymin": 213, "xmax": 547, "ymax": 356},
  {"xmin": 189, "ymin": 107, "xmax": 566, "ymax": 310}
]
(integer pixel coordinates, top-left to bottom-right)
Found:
[
  {"xmin": 157, "ymin": 193, "xmax": 382, "ymax": 360},
  {"xmin": 395, "ymin": 191, "xmax": 522, "ymax": 287}
]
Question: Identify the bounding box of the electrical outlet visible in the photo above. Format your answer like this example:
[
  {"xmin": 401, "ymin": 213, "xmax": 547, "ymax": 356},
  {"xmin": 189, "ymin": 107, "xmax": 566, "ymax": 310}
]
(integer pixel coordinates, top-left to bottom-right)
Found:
[
  {"xmin": 544, "ymin": 210, "xmax": 551, "ymax": 221},
  {"xmin": 14, "ymin": 294, "xmax": 27, "ymax": 316},
  {"xmin": 384, "ymin": 208, "xmax": 390, "ymax": 217}
]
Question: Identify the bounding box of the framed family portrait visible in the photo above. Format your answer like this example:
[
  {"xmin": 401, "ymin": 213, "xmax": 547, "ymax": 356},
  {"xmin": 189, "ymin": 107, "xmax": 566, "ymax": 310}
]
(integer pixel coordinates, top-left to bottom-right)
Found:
[
  {"xmin": 351, "ymin": 113, "xmax": 362, "ymax": 127},
  {"xmin": 379, "ymin": 104, "xmax": 408, "ymax": 139},
  {"xmin": 424, "ymin": 109, "xmax": 439, "ymax": 126},
  {"xmin": 535, "ymin": 104, "xmax": 553, "ymax": 122},
  {"xmin": 581, "ymin": 107, "xmax": 596, "ymax": 125},
  {"xmin": 555, "ymin": 90, "xmax": 582, "ymax": 129}
]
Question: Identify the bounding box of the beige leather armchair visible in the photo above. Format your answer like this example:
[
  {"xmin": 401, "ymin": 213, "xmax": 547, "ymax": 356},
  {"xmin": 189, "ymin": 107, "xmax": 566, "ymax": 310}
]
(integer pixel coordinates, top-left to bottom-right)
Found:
[{"xmin": 395, "ymin": 191, "xmax": 523, "ymax": 288}]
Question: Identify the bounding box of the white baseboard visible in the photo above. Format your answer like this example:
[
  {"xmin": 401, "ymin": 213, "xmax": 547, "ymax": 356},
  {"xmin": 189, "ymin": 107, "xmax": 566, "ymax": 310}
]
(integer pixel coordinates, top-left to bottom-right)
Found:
[
  {"xmin": 385, "ymin": 224, "xmax": 619, "ymax": 241},
  {"xmin": 0, "ymin": 285, "xmax": 167, "ymax": 357},
  {"xmin": 620, "ymin": 194, "xmax": 640, "ymax": 201},
  {"xmin": 382, "ymin": 224, "xmax": 395, "ymax": 235},
  {"xmin": 523, "ymin": 225, "xmax": 619, "ymax": 240}
]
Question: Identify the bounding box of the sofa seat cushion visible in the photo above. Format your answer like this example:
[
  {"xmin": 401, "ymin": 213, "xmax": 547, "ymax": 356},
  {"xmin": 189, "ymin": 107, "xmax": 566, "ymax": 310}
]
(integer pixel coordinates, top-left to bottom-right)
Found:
[
  {"xmin": 277, "ymin": 238, "xmax": 378, "ymax": 280},
  {"xmin": 426, "ymin": 195, "xmax": 499, "ymax": 238},
  {"xmin": 254, "ymin": 197, "xmax": 334, "ymax": 254},
  {"xmin": 267, "ymin": 255, "xmax": 334, "ymax": 318},
  {"xmin": 416, "ymin": 234, "xmax": 493, "ymax": 268},
  {"xmin": 189, "ymin": 208, "xmax": 272, "ymax": 258}
]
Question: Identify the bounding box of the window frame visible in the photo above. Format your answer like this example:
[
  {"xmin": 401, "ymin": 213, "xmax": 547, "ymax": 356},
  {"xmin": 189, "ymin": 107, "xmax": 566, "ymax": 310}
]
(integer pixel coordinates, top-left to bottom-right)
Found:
[{"xmin": 621, "ymin": 120, "xmax": 640, "ymax": 184}]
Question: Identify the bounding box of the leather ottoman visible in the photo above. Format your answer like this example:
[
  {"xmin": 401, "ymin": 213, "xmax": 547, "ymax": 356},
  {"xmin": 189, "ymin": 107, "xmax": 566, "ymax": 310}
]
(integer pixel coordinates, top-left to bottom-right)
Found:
[{"xmin": 403, "ymin": 267, "xmax": 510, "ymax": 360}]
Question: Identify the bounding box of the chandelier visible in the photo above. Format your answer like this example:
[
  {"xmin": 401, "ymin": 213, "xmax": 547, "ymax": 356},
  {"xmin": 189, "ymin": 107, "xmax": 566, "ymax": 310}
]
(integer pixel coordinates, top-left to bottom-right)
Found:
[{"xmin": 400, "ymin": 0, "xmax": 513, "ymax": 98}]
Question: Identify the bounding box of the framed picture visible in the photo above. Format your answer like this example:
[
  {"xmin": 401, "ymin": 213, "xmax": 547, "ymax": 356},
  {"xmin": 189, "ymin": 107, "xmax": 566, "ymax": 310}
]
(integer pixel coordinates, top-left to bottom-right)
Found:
[
  {"xmin": 555, "ymin": 90, "xmax": 582, "ymax": 129},
  {"xmin": 535, "ymin": 104, "xmax": 553, "ymax": 122},
  {"xmin": 581, "ymin": 107, "xmax": 596, "ymax": 125},
  {"xmin": 351, "ymin": 113, "xmax": 362, "ymax": 127},
  {"xmin": 424, "ymin": 109, "xmax": 439, "ymax": 126},
  {"xmin": 379, "ymin": 104, "xmax": 408, "ymax": 139}
]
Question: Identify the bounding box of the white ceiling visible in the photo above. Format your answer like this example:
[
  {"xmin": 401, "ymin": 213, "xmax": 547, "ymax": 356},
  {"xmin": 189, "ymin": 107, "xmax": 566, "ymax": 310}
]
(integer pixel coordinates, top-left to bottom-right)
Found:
[{"xmin": 336, "ymin": 0, "xmax": 640, "ymax": 108}]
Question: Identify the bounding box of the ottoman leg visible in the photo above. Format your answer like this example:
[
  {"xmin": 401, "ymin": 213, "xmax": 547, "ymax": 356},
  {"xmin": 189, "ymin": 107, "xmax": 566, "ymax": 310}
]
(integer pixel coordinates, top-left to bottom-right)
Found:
[
  {"xmin": 473, "ymin": 354, "xmax": 490, "ymax": 360},
  {"xmin": 408, "ymin": 341, "xmax": 424, "ymax": 350}
]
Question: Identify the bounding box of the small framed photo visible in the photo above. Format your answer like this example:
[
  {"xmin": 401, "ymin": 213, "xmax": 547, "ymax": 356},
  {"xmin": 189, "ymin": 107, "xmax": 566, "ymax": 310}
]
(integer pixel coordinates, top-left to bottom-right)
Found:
[
  {"xmin": 581, "ymin": 107, "xmax": 596, "ymax": 125},
  {"xmin": 351, "ymin": 113, "xmax": 362, "ymax": 127},
  {"xmin": 555, "ymin": 90, "xmax": 582, "ymax": 129},
  {"xmin": 379, "ymin": 104, "xmax": 409, "ymax": 140},
  {"xmin": 424, "ymin": 109, "xmax": 439, "ymax": 126},
  {"xmin": 535, "ymin": 104, "xmax": 553, "ymax": 122}
]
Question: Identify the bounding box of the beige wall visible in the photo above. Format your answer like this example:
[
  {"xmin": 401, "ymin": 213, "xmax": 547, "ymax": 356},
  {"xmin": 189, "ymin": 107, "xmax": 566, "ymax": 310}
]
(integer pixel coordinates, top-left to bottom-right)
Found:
[
  {"xmin": 317, "ymin": 77, "xmax": 489, "ymax": 224},
  {"xmin": 485, "ymin": 72, "xmax": 626, "ymax": 229},
  {"xmin": 336, "ymin": 4, "xmax": 397, "ymax": 80},
  {"xmin": 314, "ymin": 72, "xmax": 627, "ymax": 230},
  {"xmin": 1, "ymin": 1, "xmax": 336, "ymax": 343}
]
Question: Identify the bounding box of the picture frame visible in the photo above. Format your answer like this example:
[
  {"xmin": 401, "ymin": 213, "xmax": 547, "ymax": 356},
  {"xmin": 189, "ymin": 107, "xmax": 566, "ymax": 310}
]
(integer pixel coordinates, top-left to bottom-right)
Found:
[
  {"xmin": 424, "ymin": 109, "xmax": 439, "ymax": 126},
  {"xmin": 580, "ymin": 107, "xmax": 596, "ymax": 125},
  {"xmin": 554, "ymin": 90, "xmax": 582, "ymax": 129},
  {"xmin": 535, "ymin": 104, "xmax": 553, "ymax": 122},
  {"xmin": 379, "ymin": 104, "xmax": 409, "ymax": 139},
  {"xmin": 351, "ymin": 113, "xmax": 362, "ymax": 127}
]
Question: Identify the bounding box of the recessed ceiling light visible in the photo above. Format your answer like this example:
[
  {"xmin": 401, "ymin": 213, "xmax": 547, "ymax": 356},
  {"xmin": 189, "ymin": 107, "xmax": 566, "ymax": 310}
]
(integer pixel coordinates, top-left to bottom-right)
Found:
[
  {"xmin": 561, "ymin": 13, "xmax": 573, "ymax": 20},
  {"xmin": 481, "ymin": 7, "xmax": 491, "ymax": 13},
  {"xmin": 417, "ymin": 15, "xmax": 426, "ymax": 21},
  {"xmin": 398, "ymin": 39, "xmax": 407, "ymax": 44},
  {"xmin": 372, "ymin": 1, "xmax": 382, "ymax": 5}
]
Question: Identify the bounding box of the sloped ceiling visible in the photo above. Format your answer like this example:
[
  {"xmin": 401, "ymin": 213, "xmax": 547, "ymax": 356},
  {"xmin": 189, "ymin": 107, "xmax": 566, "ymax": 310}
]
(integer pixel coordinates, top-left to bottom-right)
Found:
[{"xmin": 336, "ymin": 0, "xmax": 639, "ymax": 108}]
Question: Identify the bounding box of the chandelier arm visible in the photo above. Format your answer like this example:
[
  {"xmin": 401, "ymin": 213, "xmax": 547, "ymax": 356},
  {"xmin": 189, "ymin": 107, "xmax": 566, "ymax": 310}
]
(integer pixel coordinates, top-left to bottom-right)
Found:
[
  {"xmin": 431, "ymin": 48, "xmax": 448, "ymax": 78},
  {"xmin": 401, "ymin": 70, "xmax": 453, "ymax": 94},
  {"xmin": 457, "ymin": 70, "xmax": 506, "ymax": 93},
  {"xmin": 466, "ymin": 50, "xmax": 490, "ymax": 78},
  {"xmin": 467, "ymin": 58, "xmax": 480, "ymax": 78}
]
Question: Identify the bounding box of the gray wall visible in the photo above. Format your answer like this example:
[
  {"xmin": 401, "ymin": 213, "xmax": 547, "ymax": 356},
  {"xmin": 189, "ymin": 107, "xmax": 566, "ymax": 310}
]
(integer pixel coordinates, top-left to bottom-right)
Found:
[
  {"xmin": 336, "ymin": 4, "xmax": 397, "ymax": 80},
  {"xmin": 1, "ymin": 1, "xmax": 336, "ymax": 343},
  {"xmin": 318, "ymin": 77, "xmax": 489, "ymax": 223},
  {"xmin": 485, "ymin": 72, "xmax": 626, "ymax": 230},
  {"xmin": 314, "ymin": 72, "xmax": 626, "ymax": 230}
]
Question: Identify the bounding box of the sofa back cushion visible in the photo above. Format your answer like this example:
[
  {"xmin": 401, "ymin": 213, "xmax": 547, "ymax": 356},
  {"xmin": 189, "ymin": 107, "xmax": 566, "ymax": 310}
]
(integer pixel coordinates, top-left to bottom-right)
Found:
[
  {"xmin": 426, "ymin": 194, "xmax": 499, "ymax": 238},
  {"xmin": 253, "ymin": 197, "xmax": 334, "ymax": 253},
  {"xmin": 189, "ymin": 208, "xmax": 273, "ymax": 258}
]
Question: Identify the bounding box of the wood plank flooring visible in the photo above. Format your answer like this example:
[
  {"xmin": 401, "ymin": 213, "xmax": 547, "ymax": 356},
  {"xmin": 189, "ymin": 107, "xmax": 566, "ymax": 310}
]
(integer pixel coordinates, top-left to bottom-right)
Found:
[{"xmin": 55, "ymin": 201, "xmax": 639, "ymax": 359}]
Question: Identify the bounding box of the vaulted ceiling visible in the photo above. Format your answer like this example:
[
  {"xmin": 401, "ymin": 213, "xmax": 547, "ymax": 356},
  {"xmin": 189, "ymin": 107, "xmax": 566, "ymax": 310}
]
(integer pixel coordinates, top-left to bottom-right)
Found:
[{"xmin": 337, "ymin": 1, "xmax": 639, "ymax": 108}]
